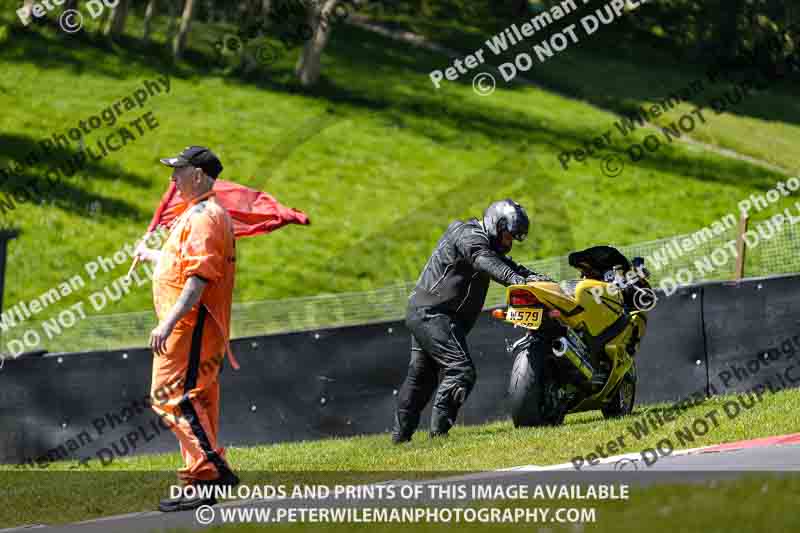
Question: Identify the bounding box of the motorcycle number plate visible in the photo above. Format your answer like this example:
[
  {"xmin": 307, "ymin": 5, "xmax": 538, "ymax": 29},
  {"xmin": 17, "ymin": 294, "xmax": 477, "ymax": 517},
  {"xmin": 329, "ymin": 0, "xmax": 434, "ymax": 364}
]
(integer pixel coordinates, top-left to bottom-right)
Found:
[{"xmin": 506, "ymin": 307, "xmax": 544, "ymax": 329}]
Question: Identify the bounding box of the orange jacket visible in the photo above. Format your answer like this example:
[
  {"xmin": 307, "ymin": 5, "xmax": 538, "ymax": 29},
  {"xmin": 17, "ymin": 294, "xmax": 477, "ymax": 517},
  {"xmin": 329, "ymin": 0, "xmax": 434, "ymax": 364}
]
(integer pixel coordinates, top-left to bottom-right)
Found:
[{"xmin": 152, "ymin": 191, "xmax": 239, "ymax": 369}]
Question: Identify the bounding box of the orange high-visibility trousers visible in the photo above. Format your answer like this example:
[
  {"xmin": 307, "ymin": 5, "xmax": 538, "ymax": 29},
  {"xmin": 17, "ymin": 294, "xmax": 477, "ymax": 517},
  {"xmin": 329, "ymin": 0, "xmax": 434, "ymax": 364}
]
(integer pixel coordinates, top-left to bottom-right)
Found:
[{"xmin": 150, "ymin": 306, "xmax": 231, "ymax": 483}]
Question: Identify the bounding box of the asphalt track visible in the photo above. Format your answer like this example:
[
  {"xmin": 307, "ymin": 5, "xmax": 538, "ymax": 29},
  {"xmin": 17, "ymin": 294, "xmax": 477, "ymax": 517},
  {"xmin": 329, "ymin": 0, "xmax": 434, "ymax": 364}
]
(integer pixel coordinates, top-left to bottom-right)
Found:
[{"xmin": 4, "ymin": 434, "xmax": 799, "ymax": 533}]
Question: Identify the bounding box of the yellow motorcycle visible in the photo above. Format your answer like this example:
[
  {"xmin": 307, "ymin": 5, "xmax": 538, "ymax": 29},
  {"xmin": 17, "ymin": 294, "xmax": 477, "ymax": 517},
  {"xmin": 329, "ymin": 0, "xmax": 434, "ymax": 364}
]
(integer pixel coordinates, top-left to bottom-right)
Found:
[{"xmin": 492, "ymin": 246, "xmax": 654, "ymax": 427}]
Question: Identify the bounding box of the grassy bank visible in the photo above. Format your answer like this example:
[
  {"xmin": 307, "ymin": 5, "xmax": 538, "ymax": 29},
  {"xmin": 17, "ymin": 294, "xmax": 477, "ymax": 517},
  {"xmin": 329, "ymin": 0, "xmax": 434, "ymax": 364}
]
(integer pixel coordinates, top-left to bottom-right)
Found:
[
  {"xmin": 2, "ymin": 386, "xmax": 799, "ymax": 526},
  {"xmin": 0, "ymin": 5, "xmax": 797, "ymax": 353}
]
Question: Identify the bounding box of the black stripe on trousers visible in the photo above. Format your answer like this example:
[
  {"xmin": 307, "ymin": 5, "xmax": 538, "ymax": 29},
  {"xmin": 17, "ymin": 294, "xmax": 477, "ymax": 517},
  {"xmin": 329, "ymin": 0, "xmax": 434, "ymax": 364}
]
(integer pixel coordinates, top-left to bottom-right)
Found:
[{"xmin": 178, "ymin": 306, "xmax": 229, "ymax": 475}]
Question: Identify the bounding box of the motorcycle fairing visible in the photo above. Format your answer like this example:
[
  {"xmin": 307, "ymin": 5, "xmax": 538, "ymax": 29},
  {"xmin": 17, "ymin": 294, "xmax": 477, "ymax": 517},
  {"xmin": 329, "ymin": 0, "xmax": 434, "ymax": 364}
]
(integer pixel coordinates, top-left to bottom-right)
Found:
[
  {"xmin": 518, "ymin": 279, "xmax": 625, "ymax": 337},
  {"xmin": 503, "ymin": 280, "xmax": 648, "ymax": 413},
  {"xmin": 573, "ymin": 311, "xmax": 647, "ymax": 410}
]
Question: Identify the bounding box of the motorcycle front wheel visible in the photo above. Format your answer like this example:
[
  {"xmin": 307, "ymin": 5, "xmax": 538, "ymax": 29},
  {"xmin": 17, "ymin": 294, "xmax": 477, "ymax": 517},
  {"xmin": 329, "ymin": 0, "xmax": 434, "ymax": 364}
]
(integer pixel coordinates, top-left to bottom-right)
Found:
[{"xmin": 601, "ymin": 362, "xmax": 637, "ymax": 419}]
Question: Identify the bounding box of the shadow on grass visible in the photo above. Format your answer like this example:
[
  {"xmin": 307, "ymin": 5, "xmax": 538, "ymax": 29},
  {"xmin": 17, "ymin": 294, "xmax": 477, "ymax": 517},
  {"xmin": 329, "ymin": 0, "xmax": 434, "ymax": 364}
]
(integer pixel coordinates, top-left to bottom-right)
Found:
[
  {"xmin": 0, "ymin": 133, "xmax": 150, "ymax": 188},
  {"xmin": 386, "ymin": 10, "xmax": 800, "ymax": 129},
  {"xmin": 0, "ymin": 132, "xmax": 147, "ymax": 221},
  {"xmin": 0, "ymin": 19, "xmax": 175, "ymax": 82},
  {"xmin": 2, "ymin": 17, "xmax": 788, "ymax": 200},
  {"xmin": 227, "ymin": 26, "xmax": 791, "ymax": 191}
]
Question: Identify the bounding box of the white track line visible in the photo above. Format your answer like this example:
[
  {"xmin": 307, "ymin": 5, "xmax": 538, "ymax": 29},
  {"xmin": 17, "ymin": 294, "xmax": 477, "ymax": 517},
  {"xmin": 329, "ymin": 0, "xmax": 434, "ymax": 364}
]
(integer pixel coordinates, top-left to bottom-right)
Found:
[{"xmin": 498, "ymin": 445, "xmax": 714, "ymax": 472}]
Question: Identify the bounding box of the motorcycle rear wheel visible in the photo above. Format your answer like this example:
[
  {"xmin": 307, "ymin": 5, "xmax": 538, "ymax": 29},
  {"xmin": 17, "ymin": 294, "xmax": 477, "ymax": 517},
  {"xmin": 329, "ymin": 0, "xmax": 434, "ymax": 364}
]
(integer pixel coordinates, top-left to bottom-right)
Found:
[{"xmin": 509, "ymin": 338, "xmax": 564, "ymax": 428}]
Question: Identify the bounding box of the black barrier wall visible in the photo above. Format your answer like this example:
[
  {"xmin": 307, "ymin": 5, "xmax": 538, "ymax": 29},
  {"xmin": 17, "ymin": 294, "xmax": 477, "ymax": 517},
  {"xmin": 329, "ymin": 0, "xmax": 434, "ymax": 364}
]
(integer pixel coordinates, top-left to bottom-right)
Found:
[
  {"xmin": 3, "ymin": 274, "xmax": 800, "ymax": 465},
  {"xmin": 704, "ymin": 275, "xmax": 800, "ymax": 395},
  {"xmin": 635, "ymin": 284, "xmax": 708, "ymax": 404}
]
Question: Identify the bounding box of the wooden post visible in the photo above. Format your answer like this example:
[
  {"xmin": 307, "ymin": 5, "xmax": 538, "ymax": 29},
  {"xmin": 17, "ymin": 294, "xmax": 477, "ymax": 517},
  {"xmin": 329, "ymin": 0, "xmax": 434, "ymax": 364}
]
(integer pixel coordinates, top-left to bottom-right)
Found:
[{"xmin": 734, "ymin": 213, "xmax": 749, "ymax": 280}]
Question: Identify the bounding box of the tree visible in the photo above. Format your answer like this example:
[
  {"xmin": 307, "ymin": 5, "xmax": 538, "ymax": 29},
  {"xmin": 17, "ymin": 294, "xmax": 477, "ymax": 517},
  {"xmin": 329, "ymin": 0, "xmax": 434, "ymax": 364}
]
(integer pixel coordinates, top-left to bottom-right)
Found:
[
  {"xmin": 105, "ymin": 0, "xmax": 131, "ymax": 38},
  {"xmin": 143, "ymin": 0, "xmax": 158, "ymax": 41},
  {"xmin": 295, "ymin": 0, "xmax": 338, "ymax": 87},
  {"xmin": 173, "ymin": 0, "xmax": 196, "ymax": 59},
  {"xmin": 20, "ymin": 0, "xmax": 34, "ymax": 25},
  {"xmin": 95, "ymin": 2, "xmax": 111, "ymax": 34},
  {"xmin": 165, "ymin": 0, "xmax": 181, "ymax": 42}
]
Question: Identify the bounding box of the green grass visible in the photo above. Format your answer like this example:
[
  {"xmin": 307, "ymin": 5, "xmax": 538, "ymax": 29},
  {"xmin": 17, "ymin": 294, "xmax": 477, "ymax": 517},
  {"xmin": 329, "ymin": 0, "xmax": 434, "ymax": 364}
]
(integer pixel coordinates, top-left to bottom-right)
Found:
[
  {"xmin": 2, "ymin": 8, "xmax": 799, "ymax": 532},
  {"xmin": 2, "ymin": 386, "xmax": 800, "ymax": 527},
  {"xmin": 0, "ymin": 5, "xmax": 799, "ymax": 356},
  {"xmin": 373, "ymin": 6, "xmax": 800, "ymax": 173}
]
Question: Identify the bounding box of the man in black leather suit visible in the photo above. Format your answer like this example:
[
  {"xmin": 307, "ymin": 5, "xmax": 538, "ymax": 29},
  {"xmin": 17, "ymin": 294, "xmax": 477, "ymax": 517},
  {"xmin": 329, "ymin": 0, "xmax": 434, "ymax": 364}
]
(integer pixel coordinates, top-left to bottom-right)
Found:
[{"xmin": 391, "ymin": 199, "xmax": 548, "ymax": 443}]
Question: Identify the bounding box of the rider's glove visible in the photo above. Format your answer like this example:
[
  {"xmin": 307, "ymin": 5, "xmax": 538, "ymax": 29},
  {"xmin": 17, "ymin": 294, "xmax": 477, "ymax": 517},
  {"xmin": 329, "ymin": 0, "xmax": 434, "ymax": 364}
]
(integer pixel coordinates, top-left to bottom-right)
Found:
[{"xmin": 526, "ymin": 273, "xmax": 553, "ymax": 283}]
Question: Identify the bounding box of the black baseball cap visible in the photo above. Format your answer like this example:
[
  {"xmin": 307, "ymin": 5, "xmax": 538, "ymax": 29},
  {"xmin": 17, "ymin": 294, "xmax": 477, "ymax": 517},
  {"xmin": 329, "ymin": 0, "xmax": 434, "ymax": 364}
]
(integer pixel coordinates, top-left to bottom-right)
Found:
[{"xmin": 159, "ymin": 146, "xmax": 223, "ymax": 179}]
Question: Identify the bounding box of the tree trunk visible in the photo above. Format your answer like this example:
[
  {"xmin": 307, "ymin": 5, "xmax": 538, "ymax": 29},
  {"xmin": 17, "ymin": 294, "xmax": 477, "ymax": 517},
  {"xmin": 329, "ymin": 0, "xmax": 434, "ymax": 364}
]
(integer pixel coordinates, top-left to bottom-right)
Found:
[
  {"xmin": 143, "ymin": 0, "xmax": 158, "ymax": 41},
  {"xmin": 173, "ymin": 0, "xmax": 196, "ymax": 59},
  {"xmin": 295, "ymin": 0, "xmax": 338, "ymax": 87},
  {"xmin": 22, "ymin": 0, "xmax": 34, "ymax": 24},
  {"xmin": 96, "ymin": 5, "xmax": 110, "ymax": 34},
  {"xmin": 105, "ymin": 0, "xmax": 131, "ymax": 37},
  {"xmin": 166, "ymin": 0, "xmax": 180, "ymax": 42}
]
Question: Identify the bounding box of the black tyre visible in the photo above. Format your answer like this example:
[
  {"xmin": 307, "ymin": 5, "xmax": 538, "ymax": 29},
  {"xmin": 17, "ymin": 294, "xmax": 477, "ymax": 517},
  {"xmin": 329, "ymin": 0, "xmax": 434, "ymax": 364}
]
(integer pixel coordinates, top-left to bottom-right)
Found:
[
  {"xmin": 601, "ymin": 362, "xmax": 637, "ymax": 419},
  {"xmin": 508, "ymin": 338, "xmax": 563, "ymax": 427}
]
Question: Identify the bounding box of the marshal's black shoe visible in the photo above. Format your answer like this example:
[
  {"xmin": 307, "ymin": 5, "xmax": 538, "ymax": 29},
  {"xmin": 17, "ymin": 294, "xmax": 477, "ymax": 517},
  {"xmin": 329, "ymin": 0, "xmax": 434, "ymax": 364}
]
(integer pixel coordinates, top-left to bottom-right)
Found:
[{"xmin": 158, "ymin": 493, "xmax": 217, "ymax": 513}]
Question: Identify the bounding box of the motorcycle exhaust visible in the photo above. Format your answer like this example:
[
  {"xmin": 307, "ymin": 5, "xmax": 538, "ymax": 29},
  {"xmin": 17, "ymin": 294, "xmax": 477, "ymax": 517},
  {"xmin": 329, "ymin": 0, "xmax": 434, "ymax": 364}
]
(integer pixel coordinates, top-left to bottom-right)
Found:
[{"xmin": 552, "ymin": 337, "xmax": 594, "ymax": 381}]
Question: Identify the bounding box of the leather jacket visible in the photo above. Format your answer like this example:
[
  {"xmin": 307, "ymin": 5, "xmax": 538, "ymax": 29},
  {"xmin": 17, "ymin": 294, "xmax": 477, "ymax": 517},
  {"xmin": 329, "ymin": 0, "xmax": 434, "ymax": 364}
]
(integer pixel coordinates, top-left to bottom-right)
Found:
[{"xmin": 408, "ymin": 218, "xmax": 538, "ymax": 332}]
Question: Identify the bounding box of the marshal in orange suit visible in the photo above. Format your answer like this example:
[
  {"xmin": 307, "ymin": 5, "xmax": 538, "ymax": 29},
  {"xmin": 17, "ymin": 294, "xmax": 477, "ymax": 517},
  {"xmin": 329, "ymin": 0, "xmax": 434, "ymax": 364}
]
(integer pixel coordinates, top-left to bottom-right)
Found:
[{"xmin": 135, "ymin": 146, "xmax": 240, "ymax": 513}]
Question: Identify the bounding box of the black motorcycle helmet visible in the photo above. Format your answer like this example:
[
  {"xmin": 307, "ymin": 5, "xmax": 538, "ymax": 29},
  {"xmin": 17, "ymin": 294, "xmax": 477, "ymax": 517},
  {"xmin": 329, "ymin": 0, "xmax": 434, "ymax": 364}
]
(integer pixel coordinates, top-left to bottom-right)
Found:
[{"xmin": 482, "ymin": 199, "xmax": 529, "ymax": 254}]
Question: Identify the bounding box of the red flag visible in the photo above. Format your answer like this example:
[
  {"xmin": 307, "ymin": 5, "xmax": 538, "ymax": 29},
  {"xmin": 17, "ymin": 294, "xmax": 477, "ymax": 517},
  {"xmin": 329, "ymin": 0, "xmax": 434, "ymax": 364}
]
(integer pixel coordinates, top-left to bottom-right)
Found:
[
  {"xmin": 146, "ymin": 181, "xmax": 179, "ymax": 233},
  {"xmin": 127, "ymin": 180, "xmax": 308, "ymax": 278},
  {"xmin": 148, "ymin": 179, "xmax": 310, "ymax": 237}
]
